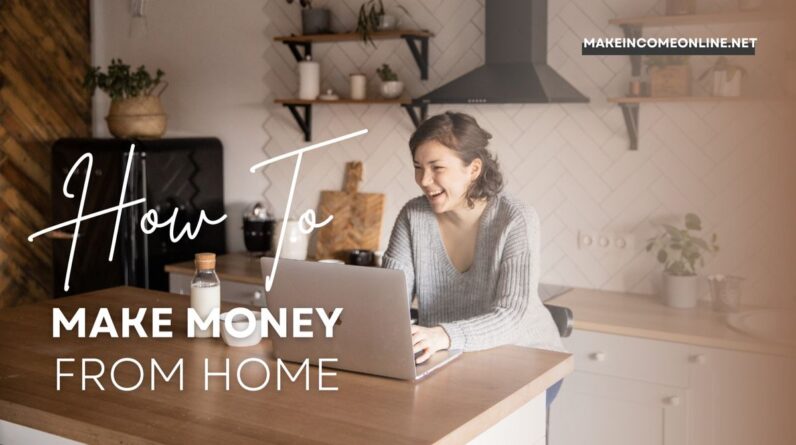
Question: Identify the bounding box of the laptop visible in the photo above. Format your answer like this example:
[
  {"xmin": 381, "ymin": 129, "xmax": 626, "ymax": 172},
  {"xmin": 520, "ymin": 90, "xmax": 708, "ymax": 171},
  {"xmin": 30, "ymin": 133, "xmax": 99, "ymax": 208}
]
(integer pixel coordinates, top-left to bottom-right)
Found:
[{"xmin": 260, "ymin": 257, "xmax": 463, "ymax": 381}]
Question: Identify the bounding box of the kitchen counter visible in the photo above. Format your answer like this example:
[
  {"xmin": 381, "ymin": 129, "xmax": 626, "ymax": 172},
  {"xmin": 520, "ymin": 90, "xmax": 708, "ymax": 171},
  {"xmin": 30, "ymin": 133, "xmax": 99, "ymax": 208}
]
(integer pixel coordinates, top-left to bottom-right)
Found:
[
  {"xmin": 165, "ymin": 253, "xmax": 264, "ymax": 286},
  {"xmin": 550, "ymin": 287, "xmax": 794, "ymax": 356},
  {"xmin": 0, "ymin": 286, "xmax": 572, "ymax": 444}
]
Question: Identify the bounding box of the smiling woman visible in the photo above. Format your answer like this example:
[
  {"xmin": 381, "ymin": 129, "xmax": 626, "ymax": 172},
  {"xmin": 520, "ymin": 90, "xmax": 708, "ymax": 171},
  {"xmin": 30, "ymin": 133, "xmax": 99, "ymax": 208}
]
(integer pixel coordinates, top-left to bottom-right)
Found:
[{"xmin": 382, "ymin": 112, "xmax": 566, "ymax": 403}]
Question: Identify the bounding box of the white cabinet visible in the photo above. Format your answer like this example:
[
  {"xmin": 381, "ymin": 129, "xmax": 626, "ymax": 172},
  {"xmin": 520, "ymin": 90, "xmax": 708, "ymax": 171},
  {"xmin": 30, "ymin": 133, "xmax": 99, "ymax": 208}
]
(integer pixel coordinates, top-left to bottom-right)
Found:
[
  {"xmin": 169, "ymin": 273, "xmax": 266, "ymax": 307},
  {"xmin": 687, "ymin": 345, "xmax": 796, "ymax": 445},
  {"xmin": 550, "ymin": 330, "xmax": 688, "ymax": 445},
  {"xmin": 550, "ymin": 330, "xmax": 796, "ymax": 445}
]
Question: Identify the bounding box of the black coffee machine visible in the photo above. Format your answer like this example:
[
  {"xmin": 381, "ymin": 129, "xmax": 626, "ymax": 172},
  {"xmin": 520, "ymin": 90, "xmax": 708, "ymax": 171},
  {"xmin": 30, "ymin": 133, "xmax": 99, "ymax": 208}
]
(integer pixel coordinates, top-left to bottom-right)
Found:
[{"xmin": 243, "ymin": 202, "xmax": 275, "ymax": 255}]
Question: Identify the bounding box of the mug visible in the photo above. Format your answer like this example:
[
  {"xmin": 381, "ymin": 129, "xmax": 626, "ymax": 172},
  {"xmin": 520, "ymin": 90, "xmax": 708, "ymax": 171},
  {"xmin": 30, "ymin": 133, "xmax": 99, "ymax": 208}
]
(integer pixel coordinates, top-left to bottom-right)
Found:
[{"xmin": 347, "ymin": 249, "xmax": 374, "ymax": 267}]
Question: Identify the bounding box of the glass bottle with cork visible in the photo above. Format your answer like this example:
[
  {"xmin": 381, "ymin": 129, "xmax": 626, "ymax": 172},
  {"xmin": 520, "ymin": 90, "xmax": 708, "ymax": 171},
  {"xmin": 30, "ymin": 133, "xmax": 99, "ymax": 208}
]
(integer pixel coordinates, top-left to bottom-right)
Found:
[{"xmin": 191, "ymin": 252, "xmax": 220, "ymax": 338}]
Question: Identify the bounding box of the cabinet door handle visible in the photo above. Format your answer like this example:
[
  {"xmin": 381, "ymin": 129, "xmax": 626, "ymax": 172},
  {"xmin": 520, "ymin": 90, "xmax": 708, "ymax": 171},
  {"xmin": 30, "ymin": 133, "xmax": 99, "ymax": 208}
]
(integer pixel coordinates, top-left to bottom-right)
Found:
[
  {"xmin": 663, "ymin": 396, "xmax": 681, "ymax": 406},
  {"xmin": 251, "ymin": 290, "xmax": 264, "ymax": 306},
  {"xmin": 590, "ymin": 352, "xmax": 606, "ymax": 362},
  {"xmin": 690, "ymin": 354, "xmax": 707, "ymax": 365}
]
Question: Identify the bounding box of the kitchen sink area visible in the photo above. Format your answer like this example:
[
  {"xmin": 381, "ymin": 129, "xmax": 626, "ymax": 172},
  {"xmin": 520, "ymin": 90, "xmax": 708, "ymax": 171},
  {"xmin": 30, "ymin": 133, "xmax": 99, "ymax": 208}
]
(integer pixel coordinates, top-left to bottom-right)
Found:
[{"xmin": 726, "ymin": 309, "xmax": 796, "ymax": 347}]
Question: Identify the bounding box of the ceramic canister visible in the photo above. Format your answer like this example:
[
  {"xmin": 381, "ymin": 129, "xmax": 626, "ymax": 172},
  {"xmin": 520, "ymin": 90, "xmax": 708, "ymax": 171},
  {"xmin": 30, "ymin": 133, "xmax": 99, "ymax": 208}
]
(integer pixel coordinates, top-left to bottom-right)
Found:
[
  {"xmin": 298, "ymin": 56, "xmax": 320, "ymax": 100},
  {"xmin": 273, "ymin": 220, "xmax": 310, "ymax": 260},
  {"xmin": 349, "ymin": 73, "xmax": 367, "ymax": 100}
]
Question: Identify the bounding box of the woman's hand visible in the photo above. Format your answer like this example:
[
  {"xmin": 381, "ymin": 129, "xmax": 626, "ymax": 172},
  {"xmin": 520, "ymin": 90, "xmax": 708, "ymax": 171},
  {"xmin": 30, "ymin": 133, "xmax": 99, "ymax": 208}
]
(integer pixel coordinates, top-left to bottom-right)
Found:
[{"xmin": 411, "ymin": 325, "xmax": 451, "ymax": 364}]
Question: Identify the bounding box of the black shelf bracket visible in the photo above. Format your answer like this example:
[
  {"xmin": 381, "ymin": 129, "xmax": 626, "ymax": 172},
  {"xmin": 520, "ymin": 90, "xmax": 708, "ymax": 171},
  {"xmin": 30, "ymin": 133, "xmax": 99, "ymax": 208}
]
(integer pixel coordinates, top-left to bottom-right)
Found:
[
  {"xmin": 402, "ymin": 102, "xmax": 428, "ymax": 128},
  {"xmin": 282, "ymin": 40, "xmax": 312, "ymax": 62},
  {"xmin": 618, "ymin": 103, "xmax": 639, "ymax": 151},
  {"xmin": 621, "ymin": 25, "xmax": 643, "ymax": 77},
  {"xmin": 401, "ymin": 35, "xmax": 430, "ymax": 80},
  {"xmin": 283, "ymin": 103, "xmax": 312, "ymax": 141}
]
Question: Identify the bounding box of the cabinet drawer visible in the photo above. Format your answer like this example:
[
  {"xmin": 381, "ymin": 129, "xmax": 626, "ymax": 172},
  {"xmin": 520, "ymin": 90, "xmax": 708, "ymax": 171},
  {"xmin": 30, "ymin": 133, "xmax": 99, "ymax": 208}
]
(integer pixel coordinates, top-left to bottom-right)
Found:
[
  {"xmin": 169, "ymin": 273, "xmax": 265, "ymax": 306},
  {"xmin": 563, "ymin": 330, "xmax": 690, "ymax": 387}
]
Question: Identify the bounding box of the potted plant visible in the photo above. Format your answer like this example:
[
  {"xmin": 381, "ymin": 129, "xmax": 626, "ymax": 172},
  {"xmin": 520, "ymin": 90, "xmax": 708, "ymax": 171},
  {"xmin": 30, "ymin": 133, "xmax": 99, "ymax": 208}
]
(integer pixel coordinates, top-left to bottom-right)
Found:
[
  {"xmin": 83, "ymin": 59, "xmax": 167, "ymax": 139},
  {"xmin": 356, "ymin": 0, "xmax": 410, "ymax": 46},
  {"xmin": 699, "ymin": 57, "xmax": 746, "ymax": 97},
  {"xmin": 356, "ymin": 0, "xmax": 385, "ymax": 47},
  {"xmin": 645, "ymin": 55, "xmax": 691, "ymax": 97},
  {"xmin": 376, "ymin": 64, "xmax": 403, "ymax": 99},
  {"xmin": 286, "ymin": 0, "xmax": 330, "ymax": 35},
  {"xmin": 646, "ymin": 213, "xmax": 719, "ymax": 308}
]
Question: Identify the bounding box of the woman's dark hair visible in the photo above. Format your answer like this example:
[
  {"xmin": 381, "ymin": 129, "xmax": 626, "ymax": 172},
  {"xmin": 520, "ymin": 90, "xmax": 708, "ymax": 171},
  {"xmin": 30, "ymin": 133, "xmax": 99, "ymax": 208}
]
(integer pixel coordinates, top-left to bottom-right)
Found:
[{"xmin": 409, "ymin": 111, "xmax": 503, "ymax": 208}]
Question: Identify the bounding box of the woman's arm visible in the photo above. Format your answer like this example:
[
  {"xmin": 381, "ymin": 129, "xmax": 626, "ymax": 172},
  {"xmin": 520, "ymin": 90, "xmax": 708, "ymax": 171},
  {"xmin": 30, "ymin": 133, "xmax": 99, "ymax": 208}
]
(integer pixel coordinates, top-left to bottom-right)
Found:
[
  {"xmin": 439, "ymin": 207, "xmax": 541, "ymax": 351},
  {"xmin": 382, "ymin": 205, "xmax": 415, "ymax": 304}
]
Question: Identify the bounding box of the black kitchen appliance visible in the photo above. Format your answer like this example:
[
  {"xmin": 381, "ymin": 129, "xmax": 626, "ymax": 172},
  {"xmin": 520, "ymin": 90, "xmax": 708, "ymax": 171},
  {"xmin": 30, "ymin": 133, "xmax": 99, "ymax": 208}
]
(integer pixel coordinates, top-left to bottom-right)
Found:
[
  {"xmin": 50, "ymin": 138, "xmax": 226, "ymax": 297},
  {"xmin": 242, "ymin": 202, "xmax": 275, "ymax": 255}
]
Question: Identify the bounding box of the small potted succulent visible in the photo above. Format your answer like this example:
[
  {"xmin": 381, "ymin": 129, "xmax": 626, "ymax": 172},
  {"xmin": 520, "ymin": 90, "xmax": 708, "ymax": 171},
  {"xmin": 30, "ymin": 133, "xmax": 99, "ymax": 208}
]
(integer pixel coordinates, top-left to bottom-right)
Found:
[
  {"xmin": 646, "ymin": 213, "xmax": 719, "ymax": 308},
  {"xmin": 83, "ymin": 59, "xmax": 167, "ymax": 138},
  {"xmin": 286, "ymin": 0, "xmax": 330, "ymax": 35},
  {"xmin": 376, "ymin": 64, "xmax": 403, "ymax": 99}
]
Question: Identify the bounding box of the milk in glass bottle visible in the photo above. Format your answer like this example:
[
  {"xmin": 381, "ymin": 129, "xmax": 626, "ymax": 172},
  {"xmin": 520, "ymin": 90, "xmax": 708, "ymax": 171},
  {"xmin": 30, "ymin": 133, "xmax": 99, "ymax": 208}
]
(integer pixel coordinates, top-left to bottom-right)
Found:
[{"xmin": 191, "ymin": 253, "xmax": 220, "ymax": 338}]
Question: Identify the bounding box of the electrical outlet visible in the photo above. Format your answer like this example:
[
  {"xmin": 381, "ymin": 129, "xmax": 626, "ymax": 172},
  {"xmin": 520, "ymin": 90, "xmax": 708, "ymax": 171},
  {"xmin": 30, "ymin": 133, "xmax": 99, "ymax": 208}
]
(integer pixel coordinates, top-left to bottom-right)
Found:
[
  {"xmin": 578, "ymin": 230, "xmax": 635, "ymax": 251},
  {"xmin": 577, "ymin": 230, "xmax": 597, "ymax": 249}
]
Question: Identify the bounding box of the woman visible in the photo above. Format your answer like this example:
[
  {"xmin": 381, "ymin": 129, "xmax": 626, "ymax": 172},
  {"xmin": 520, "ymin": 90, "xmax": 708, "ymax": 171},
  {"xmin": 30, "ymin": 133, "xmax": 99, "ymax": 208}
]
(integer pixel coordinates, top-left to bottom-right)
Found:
[{"xmin": 382, "ymin": 112, "xmax": 565, "ymax": 400}]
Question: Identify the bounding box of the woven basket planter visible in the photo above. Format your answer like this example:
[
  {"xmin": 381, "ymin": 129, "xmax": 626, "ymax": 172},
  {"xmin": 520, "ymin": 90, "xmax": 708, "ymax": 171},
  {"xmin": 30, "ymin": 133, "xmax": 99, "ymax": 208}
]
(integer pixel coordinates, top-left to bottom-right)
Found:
[{"xmin": 106, "ymin": 96, "xmax": 167, "ymax": 138}]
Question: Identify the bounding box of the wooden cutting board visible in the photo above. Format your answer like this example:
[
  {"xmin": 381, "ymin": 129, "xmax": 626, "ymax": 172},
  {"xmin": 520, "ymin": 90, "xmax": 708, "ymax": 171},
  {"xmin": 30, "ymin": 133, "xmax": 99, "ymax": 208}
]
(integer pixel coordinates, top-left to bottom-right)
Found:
[{"xmin": 314, "ymin": 161, "xmax": 385, "ymax": 261}]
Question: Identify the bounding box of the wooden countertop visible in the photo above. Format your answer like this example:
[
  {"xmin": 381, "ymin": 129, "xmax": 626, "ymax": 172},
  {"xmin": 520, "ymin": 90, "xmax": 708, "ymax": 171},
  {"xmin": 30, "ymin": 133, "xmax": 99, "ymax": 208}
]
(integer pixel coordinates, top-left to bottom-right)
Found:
[
  {"xmin": 0, "ymin": 287, "xmax": 572, "ymax": 445},
  {"xmin": 167, "ymin": 254, "xmax": 794, "ymax": 356},
  {"xmin": 550, "ymin": 287, "xmax": 794, "ymax": 356},
  {"xmin": 165, "ymin": 253, "xmax": 264, "ymax": 285}
]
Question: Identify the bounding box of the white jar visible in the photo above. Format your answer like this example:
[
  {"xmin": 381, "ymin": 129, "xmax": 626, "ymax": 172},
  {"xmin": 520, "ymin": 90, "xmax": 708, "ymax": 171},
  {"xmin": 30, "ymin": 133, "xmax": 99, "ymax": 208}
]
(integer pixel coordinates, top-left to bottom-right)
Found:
[
  {"xmin": 273, "ymin": 220, "xmax": 310, "ymax": 260},
  {"xmin": 349, "ymin": 73, "xmax": 367, "ymax": 100},
  {"xmin": 298, "ymin": 56, "xmax": 320, "ymax": 100}
]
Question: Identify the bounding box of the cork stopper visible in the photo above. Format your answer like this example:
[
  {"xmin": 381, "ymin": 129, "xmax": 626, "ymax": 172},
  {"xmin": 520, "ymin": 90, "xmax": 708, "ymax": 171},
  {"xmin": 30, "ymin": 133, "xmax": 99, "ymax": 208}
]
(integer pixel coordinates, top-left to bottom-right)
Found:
[{"xmin": 194, "ymin": 252, "xmax": 216, "ymax": 271}]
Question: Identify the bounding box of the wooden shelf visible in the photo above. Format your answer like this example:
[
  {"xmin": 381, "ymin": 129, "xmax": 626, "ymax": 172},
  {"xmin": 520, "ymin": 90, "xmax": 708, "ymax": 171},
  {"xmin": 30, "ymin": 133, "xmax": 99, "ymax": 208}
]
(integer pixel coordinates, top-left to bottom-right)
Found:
[
  {"xmin": 608, "ymin": 96, "xmax": 752, "ymax": 104},
  {"xmin": 607, "ymin": 10, "xmax": 785, "ymax": 151},
  {"xmin": 275, "ymin": 98, "xmax": 411, "ymax": 105},
  {"xmin": 273, "ymin": 29, "xmax": 432, "ymax": 80},
  {"xmin": 274, "ymin": 98, "xmax": 426, "ymax": 142},
  {"xmin": 273, "ymin": 29, "xmax": 434, "ymax": 141},
  {"xmin": 609, "ymin": 10, "xmax": 779, "ymax": 27},
  {"xmin": 273, "ymin": 29, "xmax": 433, "ymax": 43}
]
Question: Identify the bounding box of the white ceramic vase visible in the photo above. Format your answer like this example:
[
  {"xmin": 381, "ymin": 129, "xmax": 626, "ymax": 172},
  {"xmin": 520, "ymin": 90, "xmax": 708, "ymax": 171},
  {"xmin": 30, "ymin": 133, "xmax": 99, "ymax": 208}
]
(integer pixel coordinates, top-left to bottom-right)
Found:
[
  {"xmin": 662, "ymin": 273, "xmax": 700, "ymax": 308},
  {"xmin": 379, "ymin": 80, "xmax": 404, "ymax": 99},
  {"xmin": 273, "ymin": 220, "xmax": 310, "ymax": 260}
]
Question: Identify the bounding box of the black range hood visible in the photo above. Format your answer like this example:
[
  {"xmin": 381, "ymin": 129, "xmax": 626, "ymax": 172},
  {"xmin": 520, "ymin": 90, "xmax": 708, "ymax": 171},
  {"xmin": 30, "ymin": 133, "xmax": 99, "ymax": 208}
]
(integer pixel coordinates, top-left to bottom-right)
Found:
[{"xmin": 417, "ymin": 0, "xmax": 588, "ymax": 104}]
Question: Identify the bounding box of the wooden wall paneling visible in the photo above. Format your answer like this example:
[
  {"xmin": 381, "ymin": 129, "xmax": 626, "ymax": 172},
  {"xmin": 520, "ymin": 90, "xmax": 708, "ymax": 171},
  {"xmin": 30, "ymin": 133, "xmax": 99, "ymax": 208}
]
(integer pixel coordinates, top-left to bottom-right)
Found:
[{"xmin": 0, "ymin": 0, "xmax": 91, "ymax": 308}]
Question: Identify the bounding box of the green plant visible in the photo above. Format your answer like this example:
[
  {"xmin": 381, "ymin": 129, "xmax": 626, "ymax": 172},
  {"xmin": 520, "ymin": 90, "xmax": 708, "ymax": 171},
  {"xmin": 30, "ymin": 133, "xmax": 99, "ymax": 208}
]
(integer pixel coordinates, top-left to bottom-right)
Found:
[
  {"xmin": 646, "ymin": 213, "xmax": 719, "ymax": 276},
  {"xmin": 356, "ymin": 0, "xmax": 385, "ymax": 47},
  {"xmin": 376, "ymin": 64, "xmax": 398, "ymax": 81},
  {"xmin": 286, "ymin": 0, "xmax": 312, "ymax": 9},
  {"xmin": 356, "ymin": 1, "xmax": 412, "ymax": 47},
  {"xmin": 645, "ymin": 55, "xmax": 689, "ymax": 72},
  {"xmin": 83, "ymin": 59, "xmax": 165, "ymax": 101},
  {"xmin": 698, "ymin": 56, "xmax": 747, "ymax": 82}
]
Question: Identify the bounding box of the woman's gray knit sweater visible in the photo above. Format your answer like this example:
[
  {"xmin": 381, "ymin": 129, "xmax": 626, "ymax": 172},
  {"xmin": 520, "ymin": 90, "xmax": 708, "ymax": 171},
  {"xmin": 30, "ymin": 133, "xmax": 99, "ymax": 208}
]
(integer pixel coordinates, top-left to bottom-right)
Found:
[{"xmin": 382, "ymin": 194, "xmax": 566, "ymax": 353}]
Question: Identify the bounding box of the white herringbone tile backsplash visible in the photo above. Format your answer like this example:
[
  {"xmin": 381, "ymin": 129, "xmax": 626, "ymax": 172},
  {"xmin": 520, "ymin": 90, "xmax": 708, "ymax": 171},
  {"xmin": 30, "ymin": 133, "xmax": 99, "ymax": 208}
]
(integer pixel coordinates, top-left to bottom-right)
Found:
[{"xmin": 260, "ymin": 0, "xmax": 796, "ymax": 305}]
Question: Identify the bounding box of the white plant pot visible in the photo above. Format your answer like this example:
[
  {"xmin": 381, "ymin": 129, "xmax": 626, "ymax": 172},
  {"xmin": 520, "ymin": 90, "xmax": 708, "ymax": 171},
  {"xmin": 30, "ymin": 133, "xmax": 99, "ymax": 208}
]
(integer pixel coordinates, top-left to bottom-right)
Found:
[
  {"xmin": 380, "ymin": 80, "xmax": 404, "ymax": 99},
  {"xmin": 662, "ymin": 273, "xmax": 700, "ymax": 308}
]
